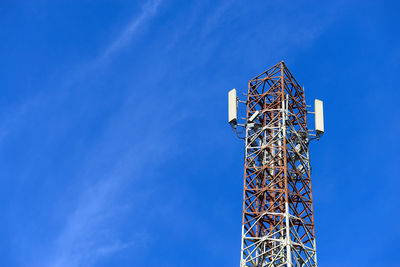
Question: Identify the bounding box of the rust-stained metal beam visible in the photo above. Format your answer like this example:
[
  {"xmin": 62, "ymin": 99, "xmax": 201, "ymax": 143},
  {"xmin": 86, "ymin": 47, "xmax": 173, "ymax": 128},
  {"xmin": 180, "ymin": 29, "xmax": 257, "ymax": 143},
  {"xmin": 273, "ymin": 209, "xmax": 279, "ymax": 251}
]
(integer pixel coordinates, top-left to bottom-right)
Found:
[{"xmin": 239, "ymin": 62, "xmax": 318, "ymax": 267}]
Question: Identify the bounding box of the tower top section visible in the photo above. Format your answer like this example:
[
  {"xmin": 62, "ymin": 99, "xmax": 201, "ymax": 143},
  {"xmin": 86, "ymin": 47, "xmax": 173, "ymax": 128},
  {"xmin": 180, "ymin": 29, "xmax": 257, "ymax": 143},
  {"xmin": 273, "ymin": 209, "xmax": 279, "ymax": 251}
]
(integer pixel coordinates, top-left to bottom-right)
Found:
[{"xmin": 228, "ymin": 61, "xmax": 324, "ymax": 140}]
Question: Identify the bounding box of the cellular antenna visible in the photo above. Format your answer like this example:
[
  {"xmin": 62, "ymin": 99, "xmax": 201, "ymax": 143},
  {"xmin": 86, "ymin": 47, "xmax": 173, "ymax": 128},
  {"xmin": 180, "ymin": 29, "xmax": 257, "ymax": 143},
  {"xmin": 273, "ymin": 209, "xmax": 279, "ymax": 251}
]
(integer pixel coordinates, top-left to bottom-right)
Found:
[
  {"xmin": 315, "ymin": 99, "xmax": 324, "ymax": 139},
  {"xmin": 228, "ymin": 88, "xmax": 238, "ymax": 127}
]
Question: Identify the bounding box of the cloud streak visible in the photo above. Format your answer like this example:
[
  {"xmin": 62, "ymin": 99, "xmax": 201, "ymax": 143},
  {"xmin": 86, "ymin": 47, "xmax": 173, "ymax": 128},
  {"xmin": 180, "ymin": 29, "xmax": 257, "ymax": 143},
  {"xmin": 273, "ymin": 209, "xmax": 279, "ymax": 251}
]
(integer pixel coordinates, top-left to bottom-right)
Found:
[
  {"xmin": 0, "ymin": 0, "xmax": 163, "ymax": 149},
  {"xmin": 98, "ymin": 0, "xmax": 163, "ymax": 65},
  {"xmin": 41, "ymin": 1, "xmax": 164, "ymax": 266},
  {"xmin": 49, "ymin": 152, "xmax": 142, "ymax": 267},
  {"xmin": 47, "ymin": 114, "xmax": 174, "ymax": 267}
]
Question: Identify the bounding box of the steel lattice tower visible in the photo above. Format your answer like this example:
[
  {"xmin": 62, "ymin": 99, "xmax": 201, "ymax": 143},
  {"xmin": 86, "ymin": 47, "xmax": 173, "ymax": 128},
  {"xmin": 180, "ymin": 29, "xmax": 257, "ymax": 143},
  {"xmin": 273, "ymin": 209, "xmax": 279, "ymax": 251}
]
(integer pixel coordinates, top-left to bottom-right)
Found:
[{"xmin": 239, "ymin": 62, "xmax": 318, "ymax": 266}]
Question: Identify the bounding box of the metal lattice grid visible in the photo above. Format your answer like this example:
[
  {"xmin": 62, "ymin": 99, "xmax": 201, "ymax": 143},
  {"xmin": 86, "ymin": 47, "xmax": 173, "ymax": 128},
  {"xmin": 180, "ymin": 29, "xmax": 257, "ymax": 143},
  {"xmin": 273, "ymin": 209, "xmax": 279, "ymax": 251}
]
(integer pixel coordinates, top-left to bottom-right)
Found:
[{"xmin": 240, "ymin": 62, "xmax": 317, "ymax": 267}]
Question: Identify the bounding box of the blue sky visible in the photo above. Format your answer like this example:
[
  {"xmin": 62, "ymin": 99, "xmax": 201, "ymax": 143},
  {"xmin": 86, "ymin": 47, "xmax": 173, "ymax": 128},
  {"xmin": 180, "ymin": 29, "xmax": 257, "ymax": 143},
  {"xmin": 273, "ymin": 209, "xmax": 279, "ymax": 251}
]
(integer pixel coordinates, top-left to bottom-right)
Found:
[{"xmin": 0, "ymin": 0, "xmax": 399, "ymax": 266}]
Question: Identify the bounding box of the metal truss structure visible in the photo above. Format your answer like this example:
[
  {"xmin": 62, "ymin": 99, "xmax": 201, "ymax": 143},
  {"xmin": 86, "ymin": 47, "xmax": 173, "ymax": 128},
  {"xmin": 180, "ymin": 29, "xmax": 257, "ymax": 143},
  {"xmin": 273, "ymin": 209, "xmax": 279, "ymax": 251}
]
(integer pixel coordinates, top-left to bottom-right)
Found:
[{"xmin": 240, "ymin": 62, "xmax": 317, "ymax": 267}]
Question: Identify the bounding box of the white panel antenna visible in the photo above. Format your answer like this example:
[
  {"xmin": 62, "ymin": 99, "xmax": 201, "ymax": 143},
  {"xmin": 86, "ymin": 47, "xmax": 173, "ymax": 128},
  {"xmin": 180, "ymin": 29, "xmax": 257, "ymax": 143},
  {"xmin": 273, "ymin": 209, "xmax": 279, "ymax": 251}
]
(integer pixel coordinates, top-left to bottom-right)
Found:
[
  {"xmin": 315, "ymin": 99, "xmax": 324, "ymax": 135},
  {"xmin": 228, "ymin": 89, "xmax": 237, "ymax": 125}
]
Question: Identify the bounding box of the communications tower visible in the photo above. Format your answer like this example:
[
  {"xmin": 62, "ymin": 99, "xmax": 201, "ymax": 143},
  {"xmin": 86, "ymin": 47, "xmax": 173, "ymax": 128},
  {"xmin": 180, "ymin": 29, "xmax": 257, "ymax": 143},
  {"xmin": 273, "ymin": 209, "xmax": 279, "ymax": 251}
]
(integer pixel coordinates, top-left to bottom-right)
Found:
[{"xmin": 228, "ymin": 61, "xmax": 324, "ymax": 267}]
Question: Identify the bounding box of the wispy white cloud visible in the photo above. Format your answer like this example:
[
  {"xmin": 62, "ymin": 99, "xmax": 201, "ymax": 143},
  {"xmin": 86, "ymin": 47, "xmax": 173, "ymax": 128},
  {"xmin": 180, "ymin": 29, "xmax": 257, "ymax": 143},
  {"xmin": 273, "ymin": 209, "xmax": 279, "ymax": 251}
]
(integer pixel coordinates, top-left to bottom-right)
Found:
[
  {"xmin": 48, "ymin": 152, "xmax": 145, "ymax": 267},
  {"xmin": 199, "ymin": 1, "xmax": 234, "ymax": 39},
  {"xmin": 100, "ymin": 0, "xmax": 163, "ymax": 62},
  {"xmin": 40, "ymin": 1, "xmax": 165, "ymax": 266},
  {"xmin": 0, "ymin": 95, "xmax": 42, "ymax": 145},
  {"xmin": 0, "ymin": 0, "xmax": 164, "ymax": 147},
  {"xmin": 62, "ymin": 0, "xmax": 163, "ymax": 86},
  {"xmin": 46, "ymin": 119, "xmax": 175, "ymax": 267}
]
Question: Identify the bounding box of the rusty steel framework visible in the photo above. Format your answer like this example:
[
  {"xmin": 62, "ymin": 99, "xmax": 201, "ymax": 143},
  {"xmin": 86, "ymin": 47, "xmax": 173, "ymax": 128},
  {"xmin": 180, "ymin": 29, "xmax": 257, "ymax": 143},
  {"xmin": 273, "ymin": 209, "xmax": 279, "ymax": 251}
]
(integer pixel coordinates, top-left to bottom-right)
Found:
[{"xmin": 240, "ymin": 62, "xmax": 317, "ymax": 266}]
